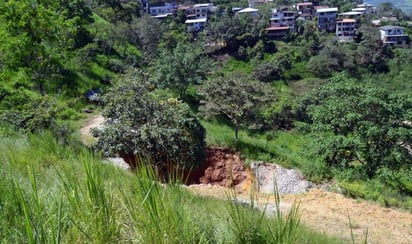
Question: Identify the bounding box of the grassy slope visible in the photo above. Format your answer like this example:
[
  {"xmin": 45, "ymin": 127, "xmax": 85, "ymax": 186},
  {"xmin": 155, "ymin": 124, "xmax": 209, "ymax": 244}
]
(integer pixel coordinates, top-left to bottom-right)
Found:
[
  {"xmin": 202, "ymin": 120, "xmax": 328, "ymax": 183},
  {"xmin": 0, "ymin": 132, "xmax": 343, "ymax": 243}
]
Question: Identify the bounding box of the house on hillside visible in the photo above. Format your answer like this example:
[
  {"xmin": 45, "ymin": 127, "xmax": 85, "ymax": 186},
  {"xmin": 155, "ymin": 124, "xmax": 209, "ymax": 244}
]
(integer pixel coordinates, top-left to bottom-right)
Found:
[
  {"xmin": 339, "ymin": 11, "xmax": 363, "ymax": 20},
  {"xmin": 338, "ymin": 11, "xmax": 362, "ymax": 29},
  {"xmin": 185, "ymin": 18, "xmax": 207, "ymax": 32},
  {"xmin": 236, "ymin": 7, "xmax": 259, "ymax": 17},
  {"xmin": 356, "ymin": 3, "xmax": 374, "ymax": 14},
  {"xmin": 379, "ymin": 25, "xmax": 409, "ymax": 47},
  {"xmin": 316, "ymin": 7, "xmax": 338, "ymax": 32},
  {"xmin": 270, "ymin": 8, "xmax": 297, "ymax": 30},
  {"xmin": 351, "ymin": 7, "xmax": 368, "ymax": 15},
  {"xmin": 295, "ymin": 2, "xmax": 314, "ymax": 20},
  {"xmin": 336, "ymin": 19, "xmax": 357, "ymax": 42},
  {"xmin": 266, "ymin": 7, "xmax": 296, "ymax": 39},
  {"xmin": 193, "ymin": 3, "xmax": 215, "ymax": 19},
  {"xmin": 147, "ymin": 2, "xmax": 177, "ymax": 16},
  {"xmin": 182, "ymin": 3, "xmax": 215, "ymax": 32}
]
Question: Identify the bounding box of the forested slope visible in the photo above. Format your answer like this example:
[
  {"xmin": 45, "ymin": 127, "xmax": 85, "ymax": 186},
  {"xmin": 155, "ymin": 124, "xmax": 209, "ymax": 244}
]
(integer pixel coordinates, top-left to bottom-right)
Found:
[{"xmin": 0, "ymin": 0, "xmax": 411, "ymax": 210}]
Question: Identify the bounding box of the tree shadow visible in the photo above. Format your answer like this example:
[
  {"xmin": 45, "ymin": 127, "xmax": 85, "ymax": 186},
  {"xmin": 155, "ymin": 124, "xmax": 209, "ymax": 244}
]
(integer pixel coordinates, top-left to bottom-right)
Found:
[{"xmin": 233, "ymin": 139, "xmax": 277, "ymax": 161}]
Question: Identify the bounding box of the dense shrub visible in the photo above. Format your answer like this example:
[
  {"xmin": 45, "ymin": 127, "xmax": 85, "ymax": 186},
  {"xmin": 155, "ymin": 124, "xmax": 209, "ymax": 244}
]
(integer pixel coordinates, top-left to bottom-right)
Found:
[{"xmin": 92, "ymin": 70, "xmax": 206, "ymax": 171}]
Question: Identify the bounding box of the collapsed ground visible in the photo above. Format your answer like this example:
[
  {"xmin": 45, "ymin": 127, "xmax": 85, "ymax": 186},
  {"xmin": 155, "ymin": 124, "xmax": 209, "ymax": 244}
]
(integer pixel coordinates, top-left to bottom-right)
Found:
[{"xmin": 81, "ymin": 114, "xmax": 412, "ymax": 244}]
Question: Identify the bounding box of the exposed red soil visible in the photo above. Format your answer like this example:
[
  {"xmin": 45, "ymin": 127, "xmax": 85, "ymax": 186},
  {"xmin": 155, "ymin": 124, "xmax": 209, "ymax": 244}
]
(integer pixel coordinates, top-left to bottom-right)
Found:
[{"xmin": 186, "ymin": 147, "xmax": 251, "ymax": 189}]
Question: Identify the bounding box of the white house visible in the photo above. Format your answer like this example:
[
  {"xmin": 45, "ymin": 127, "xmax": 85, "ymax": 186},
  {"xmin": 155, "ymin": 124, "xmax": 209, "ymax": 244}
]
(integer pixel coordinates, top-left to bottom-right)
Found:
[
  {"xmin": 236, "ymin": 7, "xmax": 259, "ymax": 17},
  {"xmin": 379, "ymin": 25, "xmax": 408, "ymax": 46},
  {"xmin": 338, "ymin": 11, "xmax": 363, "ymax": 19},
  {"xmin": 351, "ymin": 7, "xmax": 367, "ymax": 15},
  {"xmin": 185, "ymin": 18, "xmax": 207, "ymax": 32},
  {"xmin": 336, "ymin": 19, "xmax": 357, "ymax": 42}
]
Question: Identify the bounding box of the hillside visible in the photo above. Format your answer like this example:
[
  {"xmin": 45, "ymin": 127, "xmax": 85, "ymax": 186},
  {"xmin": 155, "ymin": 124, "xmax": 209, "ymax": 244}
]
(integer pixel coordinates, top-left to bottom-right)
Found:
[{"xmin": 1, "ymin": 1, "xmax": 411, "ymax": 242}]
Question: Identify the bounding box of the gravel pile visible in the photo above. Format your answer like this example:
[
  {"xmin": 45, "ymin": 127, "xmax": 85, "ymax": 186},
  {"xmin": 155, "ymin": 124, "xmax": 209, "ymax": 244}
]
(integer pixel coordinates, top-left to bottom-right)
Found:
[
  {"xmin": 251, "ymin": 162, "xmax": 312, "ymax": 195},
  {"xmin": 233, "ymin": 198, "xmax": 291, "ymax": 215},
  {"xmin": 104, "ymin": 157, "xmax": 131, "ymax": 170}
]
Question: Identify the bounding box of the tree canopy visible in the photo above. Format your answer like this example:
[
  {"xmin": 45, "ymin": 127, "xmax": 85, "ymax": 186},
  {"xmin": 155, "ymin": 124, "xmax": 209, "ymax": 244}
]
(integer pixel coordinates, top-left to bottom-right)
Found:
[
  {"xmin": 298, "ymin": 73, "xmax": 412, "ymax": 177},
  {"xmin": 199, "ymin": 72, "xmax": 274, "ymax": 141},
  {"xmin": 0, "ymin": 0, "xmax": 68, "ymax": 95},
  {"xmin": 154, "ymin": 40, "xmax": 212, "ymax": 100},
  {"xmin": 92, "ymin": 70, "xmax": 206, "ymax": 171}
]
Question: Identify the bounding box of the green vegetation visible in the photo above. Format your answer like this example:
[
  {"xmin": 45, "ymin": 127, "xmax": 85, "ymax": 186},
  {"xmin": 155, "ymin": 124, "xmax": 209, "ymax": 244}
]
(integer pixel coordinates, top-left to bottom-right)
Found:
[
  {"xmin": 202, "ymin": 120, "xmax": 330, "ymax": 182},
  {"xmin": 297, "ymin": 73, "xmax": 411, "ymax": 177},
  {"xmin": 154, "ymin": 40, "xmax": 213, "ymax": 100},
  {"xmin": 0, "ymin": 0, "xmax": 411, "ymax": 230},
  {"xmin": 199, "ymin": 72, "xmax": 274, "ymax": 141},
  {"xmin": 92, "ymin": 69, "xmax": 206, "ymax": 171},
  {"xmin": 0, "ymin": 132, "xmax": 345, "ymax": 243}
]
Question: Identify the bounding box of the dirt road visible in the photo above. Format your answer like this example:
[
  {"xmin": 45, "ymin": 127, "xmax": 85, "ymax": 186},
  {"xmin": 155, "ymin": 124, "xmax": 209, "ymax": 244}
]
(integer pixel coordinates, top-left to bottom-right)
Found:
[
  {"xmin": 79, "ymin": 114, "xmax": 104, "ymax": 145},
  {"xmin": 188, "ymin": 184, "xmax": 412, "ymax": 244}
]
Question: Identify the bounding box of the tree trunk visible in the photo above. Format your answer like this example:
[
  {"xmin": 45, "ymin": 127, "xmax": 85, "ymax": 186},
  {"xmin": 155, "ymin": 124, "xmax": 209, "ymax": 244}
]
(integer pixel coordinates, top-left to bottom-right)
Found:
[{"xmin": 235, "ymin": 126, "xmax": 239, "ymax": 142}]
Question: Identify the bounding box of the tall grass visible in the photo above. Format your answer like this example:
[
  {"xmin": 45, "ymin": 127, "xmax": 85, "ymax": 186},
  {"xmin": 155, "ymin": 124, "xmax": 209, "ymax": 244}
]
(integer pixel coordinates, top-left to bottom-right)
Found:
[
  {"xmin": 0, "ymin": 131, "xmax": 343, "ymax": 243},
  {"xmin": 121, "ymin": 162, "xmax": 217, "ymax": 243},
  {"xmin": 226, "ymin": 183, "xmax": 301, "ymax": 244}
]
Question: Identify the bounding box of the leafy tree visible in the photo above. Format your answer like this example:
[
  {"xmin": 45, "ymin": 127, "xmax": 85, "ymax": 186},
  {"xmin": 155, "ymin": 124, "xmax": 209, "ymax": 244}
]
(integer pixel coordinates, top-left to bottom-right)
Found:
[
  {"xmin": 92, "ymin": 70, "xmax": 206, "ymax": 171},
  {"xmin": 307, "ymin": 42, "xmax": 345, "ymax": 78},
  {"xmin": 133, "ymin": 15, "xmax": 164, "ymax": 62},
  {"xmin": 253, "ymin": 55, "xmax": 291, "ymax": 82},
  {"xmin": 0, "ymin": 0, "xmax": 66, "ymax": 95},
  {"xmin": 96, "ymin": 0, "xmax": 140, "ymax": 23},
  {"xmin": 199, "ymin": 72, "xmax": 274, "ymax": 141},
  {"xmin": 297, "ymin": 73, "xmax": 412, "ymax": 177},
  {"xmin": 205, "ymin": 10, "xmax": 270, "ymax": 55},
  {"xmin": 58, "ymin": 0, "xmax": 94, "ymax": 47},
  {"xmin": 205, "ymin": 14, "xmax": 240, "ymax": 50},
  {"xmin": 355, "ymin": 25, "xmax": 389, "ymax": 73},
  {"xmin": 154, "ymin": 41, "xmax": 212, "ymax": 99}
]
